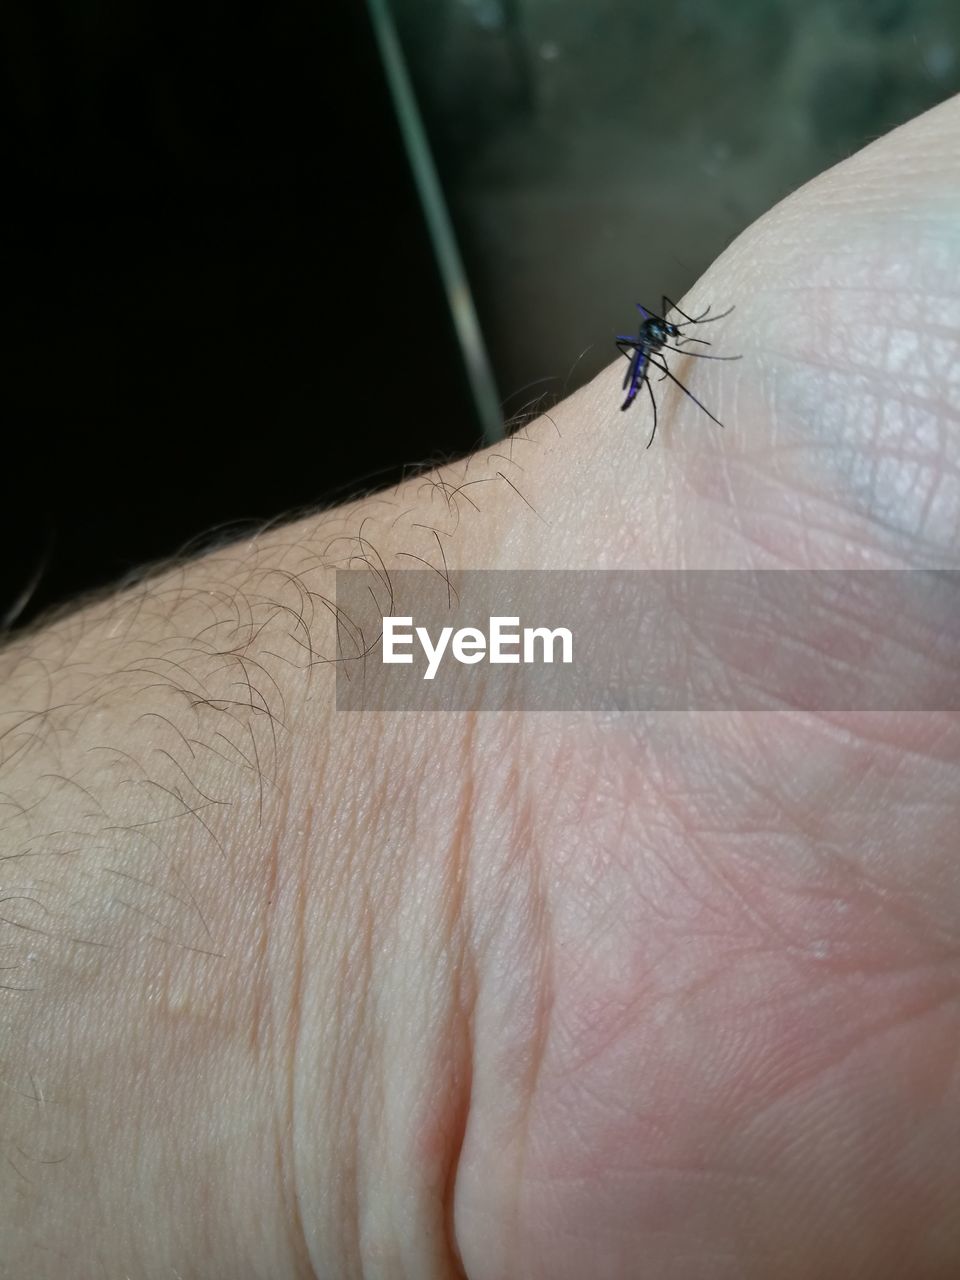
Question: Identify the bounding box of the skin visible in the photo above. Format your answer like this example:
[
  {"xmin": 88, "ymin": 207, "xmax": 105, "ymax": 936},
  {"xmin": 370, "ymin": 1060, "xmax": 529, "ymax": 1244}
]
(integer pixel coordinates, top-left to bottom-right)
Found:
[{"xmin": 1, "ymin": 93, "xmax": 959, "ymax": 1280}]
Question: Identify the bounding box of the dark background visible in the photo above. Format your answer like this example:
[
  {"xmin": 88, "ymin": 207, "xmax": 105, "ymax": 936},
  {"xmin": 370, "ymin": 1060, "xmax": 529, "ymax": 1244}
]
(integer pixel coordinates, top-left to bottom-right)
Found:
[
  {"xmin": 0, "ymin": 1, "xmax": 481, "ymax": 630},
  {"xmin": 4, "ymin": 1, "xmax": 960, "ymax": 633}
]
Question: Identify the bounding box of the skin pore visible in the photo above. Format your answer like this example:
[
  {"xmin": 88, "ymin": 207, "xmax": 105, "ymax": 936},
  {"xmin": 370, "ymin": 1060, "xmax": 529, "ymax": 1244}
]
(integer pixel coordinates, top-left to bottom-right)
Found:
[{"xmin": 1, "ymin": 94, "xmax": 959, "ymax": 1280}]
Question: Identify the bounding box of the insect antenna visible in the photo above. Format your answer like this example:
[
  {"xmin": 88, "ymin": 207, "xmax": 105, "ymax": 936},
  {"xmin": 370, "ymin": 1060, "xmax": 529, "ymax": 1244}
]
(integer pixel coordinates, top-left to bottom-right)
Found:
[{"xmin": 675, "ymin": 302, "xmax": 735, "ymax": 328}]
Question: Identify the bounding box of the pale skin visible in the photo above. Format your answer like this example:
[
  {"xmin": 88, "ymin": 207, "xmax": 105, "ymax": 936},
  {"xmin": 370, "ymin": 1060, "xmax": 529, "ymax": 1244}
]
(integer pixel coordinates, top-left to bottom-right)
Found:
[{"xmin": 1, "ymin": 94, "xmax": 959, "ymax": 1280}]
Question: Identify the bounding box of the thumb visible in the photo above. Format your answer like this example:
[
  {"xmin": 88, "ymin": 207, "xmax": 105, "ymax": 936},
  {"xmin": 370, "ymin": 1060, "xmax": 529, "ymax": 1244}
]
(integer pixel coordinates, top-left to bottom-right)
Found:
[{"xmin": 451, "ymin": 93, "xmax": 960, "ymax": 1280}]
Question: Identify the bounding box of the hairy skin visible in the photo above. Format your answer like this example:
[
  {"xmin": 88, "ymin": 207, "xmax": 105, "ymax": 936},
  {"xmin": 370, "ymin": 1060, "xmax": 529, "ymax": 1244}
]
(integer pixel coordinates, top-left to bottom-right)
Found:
[{"xmin": 2, "ymin": 95, "xmax": 960, "ymax": 1280}]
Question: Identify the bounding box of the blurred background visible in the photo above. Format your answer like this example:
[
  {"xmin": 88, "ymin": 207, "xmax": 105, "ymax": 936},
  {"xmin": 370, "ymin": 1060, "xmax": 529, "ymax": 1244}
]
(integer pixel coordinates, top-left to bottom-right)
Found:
[
  {"xmin": 387, "ymin": 0, "xmax": 960, "ymax": 431},
  {"xmin": 2, "ymin": 0, "xmax": 959, "ymax": 627}
]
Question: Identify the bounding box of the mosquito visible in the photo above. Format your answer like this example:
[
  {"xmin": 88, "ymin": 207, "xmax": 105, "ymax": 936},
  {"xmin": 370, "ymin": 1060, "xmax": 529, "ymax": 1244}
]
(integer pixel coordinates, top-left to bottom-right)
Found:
[{"xmin": 616, "ymin": 297, "xmax": 741, "ymax": 447}]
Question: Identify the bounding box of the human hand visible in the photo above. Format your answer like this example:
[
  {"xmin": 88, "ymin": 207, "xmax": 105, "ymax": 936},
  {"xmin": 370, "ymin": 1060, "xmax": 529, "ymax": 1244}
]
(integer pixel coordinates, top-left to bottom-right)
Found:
[{"xmin": 2, "ymin": 94, "xmax": 958, "ymax": 1279}]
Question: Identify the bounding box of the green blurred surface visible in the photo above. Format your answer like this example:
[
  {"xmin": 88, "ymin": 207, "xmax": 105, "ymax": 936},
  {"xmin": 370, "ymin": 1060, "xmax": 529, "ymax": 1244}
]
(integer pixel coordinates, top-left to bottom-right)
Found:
[{"xmin": 381, "ymin": 0, "xmax": 960, "ymax": 427}]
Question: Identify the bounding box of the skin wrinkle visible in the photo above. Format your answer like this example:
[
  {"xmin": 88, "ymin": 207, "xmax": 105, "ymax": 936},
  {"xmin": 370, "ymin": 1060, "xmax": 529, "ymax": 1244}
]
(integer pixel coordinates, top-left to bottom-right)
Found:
[
  {"xmin": 281, "ymin": 801, "xmax": 316, "ymax": 1280},
  {"xmin": 250, "ymin": 829, "xmax": 281, "ymax": 1057},
  {"xmin": 687, "ymin": 770, "xmax": 956, "ymax": 965},
  {"xmin": 568, "ymin": 711, "xmax": 957, "ymax": 1131},
  {"xmin": 508, "ymin": 763, "xmax": 554, "ymax": 1266},
  {"xmin": 732, "ymin": 219, "xmax": 960, "ymax": 557},
  {"xmin": 735, "ymin": 970, "xmax": 960, "ymax": 1140},
  {"xmin": 772, "ymin": 348, "xmax": 960, "ymax": 431},
  {"xmin": 347, "ymin": 879, "xmax": 380, "ymax": 1277},
  {"xmin": 437, "ymin": 713, "xmax": 478, "ymax": 1280},
  {"xmin": 707, "ymin": 461, "xmax": 952, "ymax": 567}
]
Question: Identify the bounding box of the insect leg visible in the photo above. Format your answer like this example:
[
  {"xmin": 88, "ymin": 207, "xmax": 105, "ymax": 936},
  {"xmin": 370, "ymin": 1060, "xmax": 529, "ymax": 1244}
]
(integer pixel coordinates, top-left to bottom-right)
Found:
[
  {"xmin": 662, "ymin": 346, "xmax": 743, "ymax": 361},
  {"xmin": 644, "ymin": 372, "xmax": 659, "ymax": 448},
  {"xmin": 648, "ymin": 353, "xmax": 726, "ymax": 428}
]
